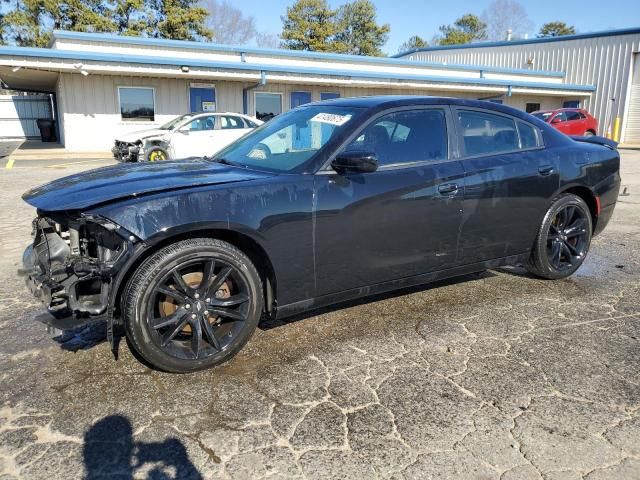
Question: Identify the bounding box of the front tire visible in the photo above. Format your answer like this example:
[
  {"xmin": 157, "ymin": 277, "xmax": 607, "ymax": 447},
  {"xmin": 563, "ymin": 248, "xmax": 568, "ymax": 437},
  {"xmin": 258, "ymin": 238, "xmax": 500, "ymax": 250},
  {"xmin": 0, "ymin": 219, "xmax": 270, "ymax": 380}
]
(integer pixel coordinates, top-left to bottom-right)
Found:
[
  {"xmin": 123, "ymin": 238, "xmax": 263, "ymax": 373},
  {"xmin": 146, "ymin": 147, "xmax": 169, "ymax": 162},
  {"xmin": 526, "ymin": 194, "xmax": 592, "ymax": 280}
]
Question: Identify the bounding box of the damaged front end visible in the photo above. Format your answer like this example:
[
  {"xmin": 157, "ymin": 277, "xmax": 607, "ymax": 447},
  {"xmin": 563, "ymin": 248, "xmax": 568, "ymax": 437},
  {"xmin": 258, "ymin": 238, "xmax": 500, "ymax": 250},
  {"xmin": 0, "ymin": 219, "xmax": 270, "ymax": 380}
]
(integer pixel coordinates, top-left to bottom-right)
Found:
[{"xmin": 20, "ymin": 213, "xmax": 136, "ymax": 328}]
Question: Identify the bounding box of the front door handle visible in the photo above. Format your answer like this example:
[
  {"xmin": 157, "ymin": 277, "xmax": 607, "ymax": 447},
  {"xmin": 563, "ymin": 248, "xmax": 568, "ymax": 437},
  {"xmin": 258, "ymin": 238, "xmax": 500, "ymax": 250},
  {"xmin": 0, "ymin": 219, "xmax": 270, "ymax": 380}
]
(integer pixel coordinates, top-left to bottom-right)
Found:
[
  {"xmin": 538, "ymin": 165, "xmax": 555, "ymax": 176},
  {"xmin": 438, "ymin": 183, "xmax": 460, "ymax": 195}
]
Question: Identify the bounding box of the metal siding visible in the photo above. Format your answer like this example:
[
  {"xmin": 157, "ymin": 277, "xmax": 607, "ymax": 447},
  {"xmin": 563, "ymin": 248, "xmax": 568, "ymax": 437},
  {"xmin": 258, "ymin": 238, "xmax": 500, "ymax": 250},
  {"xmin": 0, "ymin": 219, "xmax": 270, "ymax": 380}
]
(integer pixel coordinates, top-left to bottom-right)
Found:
[
  {"xmin": 624, "ymin": 54, "xmax": 640, "ymax": 142},
  {"xmin": 0, "ymin": 95, "xmax": 52, "ymax": 138},
  {"xmin": 405, "ymin": 32, "xmax": 640, "ymax": 136}
]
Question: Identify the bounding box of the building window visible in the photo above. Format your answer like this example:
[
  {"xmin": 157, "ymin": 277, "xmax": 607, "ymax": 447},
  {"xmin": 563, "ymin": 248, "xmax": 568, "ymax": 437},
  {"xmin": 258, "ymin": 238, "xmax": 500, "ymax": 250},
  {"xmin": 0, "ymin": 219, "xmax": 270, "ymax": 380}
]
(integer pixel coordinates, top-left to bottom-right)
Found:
[
  {"xmin": 255, "ymin": 92, "xmax": 282, "ymax": 121},
  {"xmin": 290, "ymin": 91, "xmax": 312, "ymax": 108},
  {"xmin": 119, "ymin": 87, "xmax": 155, "ymax": 121},
  {"xmin": 321, "ymin": 92, "xmax": 340, "ymax": 101},
  {"xmin": 563, "ymin": 100, "xmax": 580, "ymax": 109},
  {"xmin": 526, "ymin": 103, "xmax": 541, "ymax": 113}
]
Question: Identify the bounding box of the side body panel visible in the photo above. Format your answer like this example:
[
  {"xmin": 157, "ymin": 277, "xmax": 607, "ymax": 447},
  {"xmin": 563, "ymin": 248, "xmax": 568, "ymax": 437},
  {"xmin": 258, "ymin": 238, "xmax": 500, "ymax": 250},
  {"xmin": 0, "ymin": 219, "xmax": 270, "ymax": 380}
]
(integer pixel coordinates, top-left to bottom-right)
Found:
[
  {"xmin": 313, "ymin": 161, "xmax": 465, "ymax": 297},
  {"xmin": 91, "ymin": 175, "xmax": 316, "ymax": 306}
]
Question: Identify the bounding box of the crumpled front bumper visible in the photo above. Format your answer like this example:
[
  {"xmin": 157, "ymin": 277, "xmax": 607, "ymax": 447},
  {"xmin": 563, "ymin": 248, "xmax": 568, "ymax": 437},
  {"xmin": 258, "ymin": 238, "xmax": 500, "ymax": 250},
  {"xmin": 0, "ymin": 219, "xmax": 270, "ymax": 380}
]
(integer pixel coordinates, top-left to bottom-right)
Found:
[
  {"xmin": 112, "ymin": 142, "xmax": 141, "ymax": 163},
  {"xmin": 20, "ymin": 244, "xmax": 111, "ymax": 329}
]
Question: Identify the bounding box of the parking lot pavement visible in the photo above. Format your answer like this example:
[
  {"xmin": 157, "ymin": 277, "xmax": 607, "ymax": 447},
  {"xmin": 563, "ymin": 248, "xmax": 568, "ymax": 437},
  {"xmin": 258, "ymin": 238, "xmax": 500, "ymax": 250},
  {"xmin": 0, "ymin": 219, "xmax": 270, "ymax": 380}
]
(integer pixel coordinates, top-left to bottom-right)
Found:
[{"xmin": 0, "ymin": 153, "xmax": 638, "ymax": 480}]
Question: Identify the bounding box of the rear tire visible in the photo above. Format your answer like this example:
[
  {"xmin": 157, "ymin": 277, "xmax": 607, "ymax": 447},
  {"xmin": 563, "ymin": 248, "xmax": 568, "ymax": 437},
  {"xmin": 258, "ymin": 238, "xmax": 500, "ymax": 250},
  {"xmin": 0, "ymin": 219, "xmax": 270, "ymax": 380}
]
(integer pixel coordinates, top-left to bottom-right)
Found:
[
  {"xmin": 526, "ymin": 194, "xmax": 592, "ymax": 280},
  {"xmin": 123, "ymin": 238, "xmax": 263, "ymax": 373}
]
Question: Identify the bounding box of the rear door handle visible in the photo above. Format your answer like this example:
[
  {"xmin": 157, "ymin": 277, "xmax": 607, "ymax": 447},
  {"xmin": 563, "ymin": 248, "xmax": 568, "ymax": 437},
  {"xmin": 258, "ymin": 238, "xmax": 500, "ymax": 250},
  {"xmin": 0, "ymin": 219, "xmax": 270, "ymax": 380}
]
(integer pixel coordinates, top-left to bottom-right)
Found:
[
  {"xmin": 538, "ymin": 165, "xmax": 554, "ymax": 176},
  {"xmin": 438, "ymin": 183, "xmax": 460, "ymax": 195}
]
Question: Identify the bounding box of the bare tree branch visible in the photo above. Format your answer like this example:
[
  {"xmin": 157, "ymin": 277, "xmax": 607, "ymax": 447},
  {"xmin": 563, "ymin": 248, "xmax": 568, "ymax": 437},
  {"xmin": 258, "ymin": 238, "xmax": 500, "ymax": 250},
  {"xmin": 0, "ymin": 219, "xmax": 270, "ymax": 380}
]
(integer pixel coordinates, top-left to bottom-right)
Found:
[
  {"xmin": 201, "ymin": 0, "xmax": 256, "ymax": 44},
  {"xmin": 481, "ymin": 0, "xmax": 533, "ymax": 41}
]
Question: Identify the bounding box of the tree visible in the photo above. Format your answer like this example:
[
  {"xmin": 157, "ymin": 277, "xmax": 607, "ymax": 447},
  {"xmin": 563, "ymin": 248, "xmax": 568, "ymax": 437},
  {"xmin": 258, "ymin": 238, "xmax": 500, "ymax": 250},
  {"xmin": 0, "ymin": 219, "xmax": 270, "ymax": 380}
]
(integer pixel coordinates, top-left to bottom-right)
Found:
[
  {"xmin": 1, "ymin": 0, "xmax": 213, "ymax": 46},
  {"xmin": 334, "ymin": 0, "xmax": 389, "ymax": 56},
  {"xmin": 147, "ymin": 0, "xmax": 212, "ymax": 40},
  {"xmin": 202, "ymin": 0, "xmax": 256, "ymax": 45},
  {"xmin": 538, "ymin": 21, "xmax": 576, "ymax": 38},
  {"xmin": 398, "ymin": 35, "xmax": 427, "ymax": 53},
  {"xmin": 112, "ymin": 0, "xmax": 150, "ymax": 37},
  {"xmin": 280, "ymin": 0, "xmax": 341, "ymax": 52},
  {"xmin": 438, "ymin": 14, "xmax": 487, "ymax": 46},
  {"xmin": 255, "ymin": 31, "xmax": 280, "ymax": 49},
  {"xmin": 481, "ymin": 0, "xmax": 533, "ymax": 41},
  {"xmin": 1, "ymin": 0, "xmax": 62, "ymax": 47}
]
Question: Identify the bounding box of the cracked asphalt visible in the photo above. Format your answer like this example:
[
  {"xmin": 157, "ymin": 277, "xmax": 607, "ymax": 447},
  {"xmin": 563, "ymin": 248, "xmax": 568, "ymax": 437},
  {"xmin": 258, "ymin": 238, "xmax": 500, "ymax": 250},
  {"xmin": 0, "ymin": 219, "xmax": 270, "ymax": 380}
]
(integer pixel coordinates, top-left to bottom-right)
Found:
[{"xmin": 0, "ymin": 152, "xmax": 638, "ymax": 480}]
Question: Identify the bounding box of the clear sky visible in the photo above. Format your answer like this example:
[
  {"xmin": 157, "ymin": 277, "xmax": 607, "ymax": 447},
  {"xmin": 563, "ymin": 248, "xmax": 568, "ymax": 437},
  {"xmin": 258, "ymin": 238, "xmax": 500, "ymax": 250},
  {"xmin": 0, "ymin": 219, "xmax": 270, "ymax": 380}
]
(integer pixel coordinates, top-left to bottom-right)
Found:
[{"xmin": 243, "ymin": 0, "xmax": 640, "ymax": 53}]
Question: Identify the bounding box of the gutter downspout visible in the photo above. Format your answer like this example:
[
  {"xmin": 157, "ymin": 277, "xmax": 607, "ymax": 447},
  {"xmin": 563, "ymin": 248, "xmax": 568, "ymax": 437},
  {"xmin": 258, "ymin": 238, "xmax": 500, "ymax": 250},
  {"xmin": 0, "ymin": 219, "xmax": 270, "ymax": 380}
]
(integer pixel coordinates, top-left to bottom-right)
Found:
[{"xmin": 243, "ymin": 71, "xmax": 266, "ymax": 115}]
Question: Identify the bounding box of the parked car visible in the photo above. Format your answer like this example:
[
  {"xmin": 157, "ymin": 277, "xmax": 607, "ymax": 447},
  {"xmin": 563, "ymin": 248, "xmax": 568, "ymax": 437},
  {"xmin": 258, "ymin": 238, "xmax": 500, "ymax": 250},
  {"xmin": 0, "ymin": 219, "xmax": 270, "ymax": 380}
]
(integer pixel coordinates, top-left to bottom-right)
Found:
[
  {"xmin": 532, "ymin": 108, "xmax": 598, "ymax": 136},
  {"xmin": 112, "ymin": 112, "xmax": 262, "ymax": 162},
  {"xmin": 22, "ymin": 96, "xmax": 620, "ymax": 373}
]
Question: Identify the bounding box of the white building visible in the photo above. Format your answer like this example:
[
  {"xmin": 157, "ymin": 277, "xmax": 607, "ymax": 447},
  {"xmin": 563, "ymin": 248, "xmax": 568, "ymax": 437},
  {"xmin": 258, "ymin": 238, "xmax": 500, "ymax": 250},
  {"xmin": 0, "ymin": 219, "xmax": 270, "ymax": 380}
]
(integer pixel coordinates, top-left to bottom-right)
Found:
[
  {"xmin": 0, "ymin": 30, "xmax": 596, "ymax": 151},
  {"xmin": 395, "ymin": 27, "xmax": 640, "ymax": 144}
]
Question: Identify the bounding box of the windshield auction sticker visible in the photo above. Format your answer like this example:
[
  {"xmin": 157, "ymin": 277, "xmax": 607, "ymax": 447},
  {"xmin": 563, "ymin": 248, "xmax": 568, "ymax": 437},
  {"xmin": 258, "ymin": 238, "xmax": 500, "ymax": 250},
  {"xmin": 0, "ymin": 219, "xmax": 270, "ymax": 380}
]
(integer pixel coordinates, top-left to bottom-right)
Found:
[{"xmin": 310, "ymin": 113, "xmax": 352, "ymax": 126}]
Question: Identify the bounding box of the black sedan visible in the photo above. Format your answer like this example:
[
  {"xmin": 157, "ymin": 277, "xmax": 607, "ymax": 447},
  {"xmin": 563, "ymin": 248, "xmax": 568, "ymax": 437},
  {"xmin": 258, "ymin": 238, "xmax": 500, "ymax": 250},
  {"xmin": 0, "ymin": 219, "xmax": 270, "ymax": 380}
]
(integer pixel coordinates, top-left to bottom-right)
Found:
[{"xmin": 21, "ymin": 96, "xmax": 621, "ymax": 372}]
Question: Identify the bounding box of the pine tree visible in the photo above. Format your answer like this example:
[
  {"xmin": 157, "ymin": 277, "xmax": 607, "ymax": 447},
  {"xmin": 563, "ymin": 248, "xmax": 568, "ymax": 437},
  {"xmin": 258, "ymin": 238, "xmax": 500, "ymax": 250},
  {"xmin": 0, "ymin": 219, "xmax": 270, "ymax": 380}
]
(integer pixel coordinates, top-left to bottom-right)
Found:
[
  {"xmin": 438, "ymin": 14, "xmax": 487, "ymax": 46},
  {"xmin": 334, "ymin": 0, "xmax": 389, "ymax": 56},
  {"xmin": 398, "ymin": 35, "xmax": 428, "ymax": 53},
  {"xmin": 280, "ymin": 0, "xmax": 341, "ymax": 52},
  {"xmin": 538, "ymin": 22, "xmax": 576, "ymax": 38}
]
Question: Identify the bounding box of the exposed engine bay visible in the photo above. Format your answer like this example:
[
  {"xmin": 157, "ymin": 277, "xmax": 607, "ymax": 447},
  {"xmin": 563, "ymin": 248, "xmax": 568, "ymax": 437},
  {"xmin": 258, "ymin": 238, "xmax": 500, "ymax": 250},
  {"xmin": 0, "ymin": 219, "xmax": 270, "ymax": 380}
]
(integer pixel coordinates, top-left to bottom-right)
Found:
[{"xmin": 22, "ymin": 214, "xmax": 134, "ymax": 322}]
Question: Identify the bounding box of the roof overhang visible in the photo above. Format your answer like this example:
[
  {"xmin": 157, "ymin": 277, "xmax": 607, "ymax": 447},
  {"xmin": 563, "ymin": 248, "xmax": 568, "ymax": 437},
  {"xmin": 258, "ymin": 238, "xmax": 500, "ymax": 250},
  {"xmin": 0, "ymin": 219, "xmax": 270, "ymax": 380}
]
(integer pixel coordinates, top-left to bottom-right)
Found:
[{"xmin": 0, "ymin": 46, "xmax": 596, "ymax": 98}]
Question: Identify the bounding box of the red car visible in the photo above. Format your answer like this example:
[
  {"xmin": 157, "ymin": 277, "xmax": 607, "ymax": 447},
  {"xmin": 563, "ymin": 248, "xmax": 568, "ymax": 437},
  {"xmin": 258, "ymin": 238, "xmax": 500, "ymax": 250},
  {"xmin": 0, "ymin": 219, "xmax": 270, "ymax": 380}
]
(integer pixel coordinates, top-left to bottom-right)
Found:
[{"xmin": 532, "ymin": 108, "xmax": 598, "ymax": 136}]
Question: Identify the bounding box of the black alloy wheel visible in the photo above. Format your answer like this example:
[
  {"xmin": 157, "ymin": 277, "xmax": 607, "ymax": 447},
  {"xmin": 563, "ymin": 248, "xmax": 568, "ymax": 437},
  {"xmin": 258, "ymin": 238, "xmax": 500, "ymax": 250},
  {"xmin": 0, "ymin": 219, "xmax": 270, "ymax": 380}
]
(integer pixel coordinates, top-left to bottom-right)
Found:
[
  {"xmin": 527, "ymin": 193, "xmax": 593, "ymax": 279},
  {"xmin": 124, "ymin": 238, "xmax": 263, "ymax": 372},
  {"xmin": 546, "ymin": 204, "xmax": 590, "ymax": 271}
]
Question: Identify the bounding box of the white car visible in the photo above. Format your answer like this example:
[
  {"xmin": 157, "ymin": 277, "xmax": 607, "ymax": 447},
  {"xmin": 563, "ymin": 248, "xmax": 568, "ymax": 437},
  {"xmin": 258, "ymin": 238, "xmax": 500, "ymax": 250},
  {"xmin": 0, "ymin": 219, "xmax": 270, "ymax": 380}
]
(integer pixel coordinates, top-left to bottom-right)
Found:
[{"xmin": 112, "ymin": 112, "xmax": 263, "ymax": 162}]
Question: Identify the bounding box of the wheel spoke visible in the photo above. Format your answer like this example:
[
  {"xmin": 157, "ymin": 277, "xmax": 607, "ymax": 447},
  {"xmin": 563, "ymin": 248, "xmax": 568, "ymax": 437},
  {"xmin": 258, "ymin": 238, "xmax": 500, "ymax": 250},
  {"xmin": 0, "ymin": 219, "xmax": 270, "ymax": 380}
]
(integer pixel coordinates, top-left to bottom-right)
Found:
[
  {"xmin": 209, "ymin": 294, "xmax": 249, "ymax": 308},
  {"xmin": 201, "ymin": 318, "xmax": 221, "ymax": 350},
  {"xmin": 198, "ymin": 260, "xmax": 216, "ymax": 294},
  {"xmin": 208, "ymin": 307, "xmax": 245, "ymax": 322},
  {"xmin": 156, "ymin": 287, "xmax": 188, "ymax": 304},
  {"xmin": 204, "ymin": 267, "xmax": 233, "ymax": 299},
  {"xmin": 560, "ymin": 242, "xmax": 573, "ymax": 264},
  {"xmin": 565, "ymin": 218, "xmax": 586, "ymax": 236},
  {"xmin": 172, "ymin": 270, "xmax": 192, "ymax": 295},
  {"xmin": 161, "ymin": 317, "xmax": 189, "ymax": 347},
  {"xmin": 150, "ymin": 308, "xmax": 187, "ymax": 330},
  {"xmin": 550, "ymin": 242, "xmax": 562, "ymax": 268},
  {"xmin": 564, "ymin": 240, "xmax": 580, "ymax": 258},
  {"xmin": 190, "ymin": 317, "xmax": 202, "ymax": 359}
]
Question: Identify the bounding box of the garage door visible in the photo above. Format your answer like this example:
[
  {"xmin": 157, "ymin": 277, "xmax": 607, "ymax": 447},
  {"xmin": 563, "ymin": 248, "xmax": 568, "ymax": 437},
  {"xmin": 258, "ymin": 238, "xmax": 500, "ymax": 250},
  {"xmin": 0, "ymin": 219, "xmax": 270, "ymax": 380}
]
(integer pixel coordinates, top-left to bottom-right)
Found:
[
  {"xmin": 0, "ymin": 94, "xmax": 52, "ymax": 138},
  {"xmin": 624, "ymin": 54, "xmax": 640, "ymax": 143}
]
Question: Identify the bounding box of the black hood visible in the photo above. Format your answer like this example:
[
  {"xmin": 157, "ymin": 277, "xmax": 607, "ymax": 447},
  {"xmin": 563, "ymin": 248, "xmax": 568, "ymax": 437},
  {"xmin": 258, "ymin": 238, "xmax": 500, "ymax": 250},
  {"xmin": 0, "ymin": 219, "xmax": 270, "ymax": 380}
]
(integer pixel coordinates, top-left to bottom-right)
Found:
[{"xmin": 22, "ymin": 158, "xmax": 275, "ymax": 212}]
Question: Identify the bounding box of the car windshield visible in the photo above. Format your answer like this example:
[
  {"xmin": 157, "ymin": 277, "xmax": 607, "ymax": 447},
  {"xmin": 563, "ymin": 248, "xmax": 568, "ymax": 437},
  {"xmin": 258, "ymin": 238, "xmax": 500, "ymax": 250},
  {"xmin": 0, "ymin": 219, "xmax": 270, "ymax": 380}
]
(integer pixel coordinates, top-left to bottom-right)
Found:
[
  {"xmin": 532, "ymin": 112, "xmax": 553, "ymax": 122},
  {"xmin": 211, "ymin": 105, "xmax": 364, "ymax": 172},
  {"xmin": 159, "ymin": 114, "xmax": 195, "ymax": 130}
]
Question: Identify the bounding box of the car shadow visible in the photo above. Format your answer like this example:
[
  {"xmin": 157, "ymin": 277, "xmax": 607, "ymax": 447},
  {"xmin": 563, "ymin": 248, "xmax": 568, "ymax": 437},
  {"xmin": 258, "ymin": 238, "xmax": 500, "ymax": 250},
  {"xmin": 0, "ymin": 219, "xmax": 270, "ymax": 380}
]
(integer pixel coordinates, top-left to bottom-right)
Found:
[
  {"xmin": 83, "ymin": 414, "xmax": 202, "ymax": 479},
  {"xmin": 258, "ymin": 270, "xmax": 496, "ymax": 331},
  {"xmin": 42, "ymin": 270, "xmax": 502, "ymax": 352}
]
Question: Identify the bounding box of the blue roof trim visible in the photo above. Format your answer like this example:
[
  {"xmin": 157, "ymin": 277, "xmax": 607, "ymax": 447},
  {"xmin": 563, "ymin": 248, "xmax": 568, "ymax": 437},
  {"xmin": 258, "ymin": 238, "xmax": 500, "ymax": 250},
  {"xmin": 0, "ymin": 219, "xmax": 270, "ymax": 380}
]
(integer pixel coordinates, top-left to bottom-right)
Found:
[
  {"xmin": 0, "ymin": 46, "xmax": 595, "ymax": 92},
  {"xmin": 394, "ymin": 26, "xmax": 640, "ymax": 57},
  {"xmin": 51, "ymin": 30, "xmax": 565, "ymax": 78}
]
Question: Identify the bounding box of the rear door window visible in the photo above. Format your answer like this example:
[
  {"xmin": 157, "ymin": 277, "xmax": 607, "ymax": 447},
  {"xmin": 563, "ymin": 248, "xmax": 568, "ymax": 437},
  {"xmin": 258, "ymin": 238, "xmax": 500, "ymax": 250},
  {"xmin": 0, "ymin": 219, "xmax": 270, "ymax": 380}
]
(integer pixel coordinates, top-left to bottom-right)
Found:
[
  {"xmin": 517, "ymin": 121, "xmax": 540, "ymax": 149},
  {"xmin": 457, "ymin": 110, "xmax": 519, "ymax": 156}
]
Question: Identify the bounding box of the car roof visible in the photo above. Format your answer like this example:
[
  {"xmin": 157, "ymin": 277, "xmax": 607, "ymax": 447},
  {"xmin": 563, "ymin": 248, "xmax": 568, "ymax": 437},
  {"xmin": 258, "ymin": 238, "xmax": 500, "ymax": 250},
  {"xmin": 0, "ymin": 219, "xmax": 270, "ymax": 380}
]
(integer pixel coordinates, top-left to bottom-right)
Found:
[
  {"xmin": 534, "ymin": 108, "xmax": 586, "ymax": 114},
  {"xmin": 314, "ymin": 95, "xmax": 536, "ymax": 122}
]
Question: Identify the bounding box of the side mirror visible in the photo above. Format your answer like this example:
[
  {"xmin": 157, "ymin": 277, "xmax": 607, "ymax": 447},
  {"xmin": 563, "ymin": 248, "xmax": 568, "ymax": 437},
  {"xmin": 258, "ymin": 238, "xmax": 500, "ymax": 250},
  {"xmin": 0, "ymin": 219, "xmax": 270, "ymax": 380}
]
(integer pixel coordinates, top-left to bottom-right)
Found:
[
  {"xmin": 331, "ymin": 150, "xmax": 378, "ymax": 174},
  {"xmin": 551, "ymin": 117, "xmax": 562, "ymax": 124}
]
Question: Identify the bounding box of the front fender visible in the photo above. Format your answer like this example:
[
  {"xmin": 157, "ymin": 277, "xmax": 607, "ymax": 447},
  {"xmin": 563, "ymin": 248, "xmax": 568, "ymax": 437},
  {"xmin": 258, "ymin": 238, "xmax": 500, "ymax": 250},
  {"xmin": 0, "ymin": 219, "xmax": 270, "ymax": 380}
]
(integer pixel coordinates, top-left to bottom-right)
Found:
[{"xmin": 89, "ymin": 176, "xmax": 316, "ymax": 306}]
